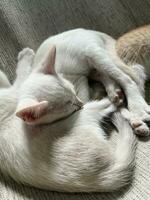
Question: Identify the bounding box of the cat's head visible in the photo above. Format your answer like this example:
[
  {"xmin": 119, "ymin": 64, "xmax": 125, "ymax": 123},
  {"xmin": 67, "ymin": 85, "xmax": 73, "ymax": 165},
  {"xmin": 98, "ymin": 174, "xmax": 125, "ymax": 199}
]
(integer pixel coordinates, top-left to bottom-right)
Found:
[{"xmin": 16, "ymin": 46, "xmax": 83, "ymax": 125}]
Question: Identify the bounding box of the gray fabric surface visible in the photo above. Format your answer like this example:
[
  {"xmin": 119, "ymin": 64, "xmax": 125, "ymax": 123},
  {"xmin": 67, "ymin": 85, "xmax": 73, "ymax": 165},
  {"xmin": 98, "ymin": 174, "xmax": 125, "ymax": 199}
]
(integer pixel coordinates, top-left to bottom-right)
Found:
[{"xmin": 0, "ymin": 0, "xmax": 150, "ymax": 199}]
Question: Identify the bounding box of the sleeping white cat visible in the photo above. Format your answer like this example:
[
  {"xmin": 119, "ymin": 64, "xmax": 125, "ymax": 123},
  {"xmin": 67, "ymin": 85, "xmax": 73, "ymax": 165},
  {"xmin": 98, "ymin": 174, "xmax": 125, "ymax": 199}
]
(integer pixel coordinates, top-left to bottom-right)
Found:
[{"xmin": 0, "ymin": 48, "xmax": 136, "ymax": 192}]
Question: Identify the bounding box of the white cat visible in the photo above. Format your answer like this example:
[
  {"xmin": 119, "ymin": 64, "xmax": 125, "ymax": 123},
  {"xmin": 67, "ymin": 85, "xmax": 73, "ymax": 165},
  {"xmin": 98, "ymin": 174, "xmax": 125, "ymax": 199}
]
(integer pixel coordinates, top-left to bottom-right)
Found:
[
  {"xmin": 32, "ymin": 28, "xmax": 150, "ymax": 136},
  {"xmin": 0, "ymin": 48, "xmax": 136, "ymax": 192}
]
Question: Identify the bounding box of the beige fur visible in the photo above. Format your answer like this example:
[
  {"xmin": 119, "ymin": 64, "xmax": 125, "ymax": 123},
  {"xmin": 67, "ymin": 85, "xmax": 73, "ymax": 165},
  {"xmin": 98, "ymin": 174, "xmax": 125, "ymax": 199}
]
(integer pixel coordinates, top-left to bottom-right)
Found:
[{"xmin": 116, "ymin": 25, "xmax": 150, "ymax": 76}]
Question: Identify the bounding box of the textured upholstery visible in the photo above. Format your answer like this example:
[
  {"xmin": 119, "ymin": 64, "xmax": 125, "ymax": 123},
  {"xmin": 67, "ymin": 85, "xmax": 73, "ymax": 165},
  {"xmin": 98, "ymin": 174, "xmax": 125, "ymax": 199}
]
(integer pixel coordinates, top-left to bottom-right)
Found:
[{"xmin": 0, "ymin": 0, "xmax": 150, "ymax": 199}]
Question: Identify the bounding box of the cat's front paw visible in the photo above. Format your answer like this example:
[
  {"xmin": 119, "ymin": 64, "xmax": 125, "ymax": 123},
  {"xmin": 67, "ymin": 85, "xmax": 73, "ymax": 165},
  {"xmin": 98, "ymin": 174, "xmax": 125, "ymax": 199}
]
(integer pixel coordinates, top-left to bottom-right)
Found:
[
  {"xmin": 131, "ymin": 119, "xmax": 150, "ymax": 136},
  {"xmin": 121, "ymin": 107, "xmax": 150, "ymax": 136},
  {"xmin": 108, "ymin": 88, "xmax": 124, "ymax": 106},
  {"xmin": 98, "ymin": 98, "xmax": 117, "ymax": 115},
  {"xmin": 18, "ymin": 48, "xmax": 35, "ymax": 63}
]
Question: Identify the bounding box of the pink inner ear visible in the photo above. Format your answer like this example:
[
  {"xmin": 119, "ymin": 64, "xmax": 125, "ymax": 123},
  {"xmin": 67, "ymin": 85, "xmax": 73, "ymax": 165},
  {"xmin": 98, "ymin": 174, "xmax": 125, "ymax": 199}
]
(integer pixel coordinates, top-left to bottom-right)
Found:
[
  {"xmin": 21, "ymin": 111, "xmax": 37, "ymax": 122},
  {"xmin": 16, "ymin": 101, "xmax": 49, "ymax": 123},
  {"xmin": 42, "ymin": 46, "xmax": 56, "ymax": 75}
]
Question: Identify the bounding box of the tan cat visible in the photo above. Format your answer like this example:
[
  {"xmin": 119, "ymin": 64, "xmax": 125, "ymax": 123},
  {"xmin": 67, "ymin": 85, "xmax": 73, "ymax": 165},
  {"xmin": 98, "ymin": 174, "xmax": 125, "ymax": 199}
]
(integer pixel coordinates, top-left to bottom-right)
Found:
[{"xmin": 116, "ymin": 24, "xmax": 150, "ymax": 77}]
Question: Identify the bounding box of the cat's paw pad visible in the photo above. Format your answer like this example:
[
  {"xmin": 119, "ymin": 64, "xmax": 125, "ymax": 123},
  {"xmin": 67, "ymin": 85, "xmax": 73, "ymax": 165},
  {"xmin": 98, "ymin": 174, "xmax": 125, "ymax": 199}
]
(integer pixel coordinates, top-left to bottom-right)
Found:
[
  {"xmin": 18, "ymin": 48, "xmax": 35, "ymax": 63},
  {"xmin": 121, "ymin": 108, "xmax": 150, "ymax": 136},
  {"xmin": 133, "ymin": 122, "xmax": 150, "ymax": 136},
  {"xmin": 131, "ymin": 119, "xmax": 150, "ymax": 136},
  {"xmin": 109, "ymin": 89, "xmax": 124, "ymax": 106}
]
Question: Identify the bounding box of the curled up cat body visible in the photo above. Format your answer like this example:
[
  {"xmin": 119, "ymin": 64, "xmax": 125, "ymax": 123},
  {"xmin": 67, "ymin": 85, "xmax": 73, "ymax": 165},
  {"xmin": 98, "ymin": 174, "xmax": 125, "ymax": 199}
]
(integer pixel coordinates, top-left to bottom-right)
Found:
[
  {"xmin": 33, "ymin": 28, "xmax": 150, "ymax": 136},
  {"xmin": 0, "ymin": 48, "xmax": 136, "ymax": 192}
]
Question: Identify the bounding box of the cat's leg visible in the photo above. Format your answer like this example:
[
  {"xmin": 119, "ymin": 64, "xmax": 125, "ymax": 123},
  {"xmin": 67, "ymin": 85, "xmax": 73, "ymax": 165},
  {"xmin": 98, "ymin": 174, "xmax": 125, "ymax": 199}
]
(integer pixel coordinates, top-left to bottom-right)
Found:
[
  {"xmin": 100, "ymin": 75, "xmax": 124, "ymax": 106},
  {"xmin": 120, "ymin": 108, "xmax": 149, "ymax": 136},
  {"xmin": 111, "ymin": 44, "xmax": 146, "ymax": 96},
  {"xmin": 131, "ymin": 63, "xmax": 146, "ymax": 96},
  {"xmin": 77, "ymin": 98, "xmax": 116, "ymax": 139},
  {"xmin": 83, "ymin": 98, "xmax": 116, "ymax": 121},
  {"xmin": 90, "ymin": 70, "xmax": 124, "ymax": 105},
  {"xmin": 14, "ymin": 48, "xmax": 35, "ymax": 87},
  {"xmin": 113, "ymin": 53, "xmax": 146, "ymax": 96},
  {"xmin": 86, "ymin": 46, "xmax": 150, "ymax": 136},
  {"xmin": 0, "ymin": 70, "xmax": 11, "ymax": 88}
]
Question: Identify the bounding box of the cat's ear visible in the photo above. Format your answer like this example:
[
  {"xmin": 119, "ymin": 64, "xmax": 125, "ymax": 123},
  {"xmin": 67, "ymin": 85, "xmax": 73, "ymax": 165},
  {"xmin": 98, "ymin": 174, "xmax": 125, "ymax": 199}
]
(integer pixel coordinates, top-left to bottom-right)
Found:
[
  {"xmin": 16, "ymin": 100, "xmax": 49, "ymax": 124},
  {"xmin": 39, "ymin": 45, "xmax": 56, "ymax": 75}
]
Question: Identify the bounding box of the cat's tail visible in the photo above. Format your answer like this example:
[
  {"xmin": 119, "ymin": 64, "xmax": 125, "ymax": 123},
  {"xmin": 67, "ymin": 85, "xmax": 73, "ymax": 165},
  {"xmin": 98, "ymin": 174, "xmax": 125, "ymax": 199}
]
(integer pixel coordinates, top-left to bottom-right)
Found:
[{"xmin": 98, "ymin": 112, "xmax": 137, "ymax": 192}]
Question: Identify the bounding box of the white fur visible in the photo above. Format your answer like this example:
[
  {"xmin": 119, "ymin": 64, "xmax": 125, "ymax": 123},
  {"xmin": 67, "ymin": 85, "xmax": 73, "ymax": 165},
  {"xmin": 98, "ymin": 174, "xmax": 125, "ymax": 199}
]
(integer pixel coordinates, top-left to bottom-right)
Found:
[
  {"xmin": 33, "ymin": 29, "xmax": 150, "ymax": 135},
  {"xmin": 0, "ymin": 50, "xmax": 136, "ymax": 192}
]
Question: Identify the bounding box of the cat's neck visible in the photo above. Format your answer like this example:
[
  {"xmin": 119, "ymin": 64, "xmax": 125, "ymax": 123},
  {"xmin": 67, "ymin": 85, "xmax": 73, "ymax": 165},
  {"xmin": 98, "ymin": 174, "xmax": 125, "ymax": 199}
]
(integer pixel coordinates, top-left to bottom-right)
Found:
[{"xmin": 27, "ymin": 110, "xmax": 79, "ymax": 138}]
